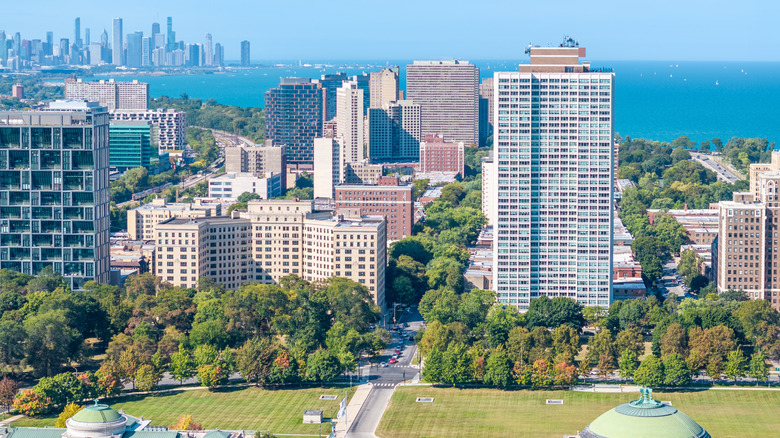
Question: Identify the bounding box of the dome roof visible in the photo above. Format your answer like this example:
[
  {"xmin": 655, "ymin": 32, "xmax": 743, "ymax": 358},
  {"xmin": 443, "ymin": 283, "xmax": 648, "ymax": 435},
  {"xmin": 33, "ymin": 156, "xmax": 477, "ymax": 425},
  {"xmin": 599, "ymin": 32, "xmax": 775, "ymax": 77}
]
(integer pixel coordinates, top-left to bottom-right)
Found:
[
  {"xmin": 70, "ymin": 402, "xmax": 122, "ymax": 423},
  {"xmin": 580, "ymin": 388, "xmax": 710, "ymax": 438}
]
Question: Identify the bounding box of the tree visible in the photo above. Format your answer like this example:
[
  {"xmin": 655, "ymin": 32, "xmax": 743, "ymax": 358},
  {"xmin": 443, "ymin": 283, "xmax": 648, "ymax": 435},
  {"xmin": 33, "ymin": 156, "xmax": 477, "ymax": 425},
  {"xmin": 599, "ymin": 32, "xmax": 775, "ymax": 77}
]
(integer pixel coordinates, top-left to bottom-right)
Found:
[
  {"xmin": 583, "ymin": 306, "xmax": 607, "ymax": 327},
  {"xmin": 483, "ymin": 347, "xmax": 512, "ymax": 388},
  {"xmin": 0, "ymin": 320, "xmax": 26, "ymax": 370},
  {"xmin": 171, "ymin": 414, "xmax": 204, "ymax": 431},
  {"xmin": 305, "ymin": 349, "xmax": 341, "ymax": 383},
  {"xmin": 724, "ymin": 350, "xmax": 746, "ymax": 382},
  {"xmin": 551, "ymin": 325, "xmax": 580, "ymax": 364},
  {"xmin": 662, "ymin": 353, "xmax": 690, "ymax": 386},
  {"xmin": 633, "ymin": 355, "xmax": 664, "ymax": 387},
  {"xmin": 659, "ymin": 323, "xmax": 688, "ymax": 358},
  {"xmin": 24, "ymin": 310, "xmax": 81, "ymax": 377},
  {"xmin": 597, "ymin": 354, "xmax": 615, "ymax": 379},
  {"xmin": 135, "ymin": 364, "xmax": 161, "ymax": 392},
  {"xmin": 0, "ymin": 376, "xmax": 19, "ymax": 412},
  {"xmin": 748, "ymin": 350, "xmax": 769, "ymax": 384},
  {"xmin": 13, "ymin": 389, "xmax": 52, "ymax": 416},
  {"xmin": 585, "ymin": 329, "xmax": 614, "ymax": 368},
  {"xmin": 55, "ymin": 403, "xmax": 84, "ymax": 428},
  {"xmin": 237, "ymin": 192, "xmax": 261, "ymax": 203},
  {"xmin": 441, "ymin": 343, "xmax": 471, "ymax": 384},
  {"xmin": 169, "ymin": 346, "xmax": 197, "ymax": 384},
  {"xmin": 618, "ymin": 349, "xmax": 638, "ymax": 380},
  {"xmin": 524, "ymin": 296, "xmax": 586, "ymax": 332},
  {"xmin": 236, "ymin": 337, "xmax": 276, "ymax": 385},
  {"xmin": 422, "ymin": 348, "xmax": 444, "ymax": 383},
  {"xmin": 196, "ymin": 364, "xmax": 228, "ymax": 388},
  {"xmin": 614, "ymin": 328, "xmax": 644, "ymax": 358}
]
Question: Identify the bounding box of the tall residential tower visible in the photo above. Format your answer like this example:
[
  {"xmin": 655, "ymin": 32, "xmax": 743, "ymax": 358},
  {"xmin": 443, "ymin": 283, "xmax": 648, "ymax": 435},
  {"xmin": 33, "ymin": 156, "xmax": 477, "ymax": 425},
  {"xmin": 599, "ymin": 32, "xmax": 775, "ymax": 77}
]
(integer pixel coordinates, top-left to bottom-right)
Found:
[{"xmin": 491, "ymin": 42, "xmax": 614, "ymax": 310}]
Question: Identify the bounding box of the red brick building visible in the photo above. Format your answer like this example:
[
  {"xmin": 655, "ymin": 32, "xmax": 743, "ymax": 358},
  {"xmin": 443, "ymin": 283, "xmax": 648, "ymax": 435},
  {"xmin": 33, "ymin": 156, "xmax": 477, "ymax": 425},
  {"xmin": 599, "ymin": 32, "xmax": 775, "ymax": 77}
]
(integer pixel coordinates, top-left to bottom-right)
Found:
[
  {"xmin": 335, "ymin": 177, "xmax": 414, "ymax": 242},
  {"xmin": 418, "ymin": 134, "xmax": 465, "ymax": 177}
]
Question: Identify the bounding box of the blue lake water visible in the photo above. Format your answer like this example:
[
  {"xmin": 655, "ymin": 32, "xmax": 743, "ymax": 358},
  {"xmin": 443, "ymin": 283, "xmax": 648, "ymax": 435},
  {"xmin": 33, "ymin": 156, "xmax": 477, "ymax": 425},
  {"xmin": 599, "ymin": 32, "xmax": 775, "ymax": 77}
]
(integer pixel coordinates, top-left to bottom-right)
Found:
[{"xmin": 116, "ymin": 60, "xmax": 780, "ymax": 144}]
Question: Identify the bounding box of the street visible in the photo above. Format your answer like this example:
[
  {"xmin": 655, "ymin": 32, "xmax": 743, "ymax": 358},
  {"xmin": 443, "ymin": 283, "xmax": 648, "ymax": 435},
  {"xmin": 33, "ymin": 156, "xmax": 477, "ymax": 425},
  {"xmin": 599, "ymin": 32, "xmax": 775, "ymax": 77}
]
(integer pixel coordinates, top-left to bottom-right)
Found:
[
  {"xmin": 347, "ymin": 306, "xmax": 423, "ymax": 438},
  {"xmin": 690, "ymin": 151, "xmax": 742, "ymax": 183}
]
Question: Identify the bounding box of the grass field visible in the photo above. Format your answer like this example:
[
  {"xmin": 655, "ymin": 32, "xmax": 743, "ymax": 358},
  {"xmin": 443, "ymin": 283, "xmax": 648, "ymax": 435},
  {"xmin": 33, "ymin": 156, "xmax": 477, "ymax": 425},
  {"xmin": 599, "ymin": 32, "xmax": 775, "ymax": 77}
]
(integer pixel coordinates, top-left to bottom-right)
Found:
[
  {"xmin": 376, "ymin": 386, "xmax": 780, "ymax": 438},
  {"xmin": 12, "ymin": 386, "xmax": 350, "ymax": 434}
]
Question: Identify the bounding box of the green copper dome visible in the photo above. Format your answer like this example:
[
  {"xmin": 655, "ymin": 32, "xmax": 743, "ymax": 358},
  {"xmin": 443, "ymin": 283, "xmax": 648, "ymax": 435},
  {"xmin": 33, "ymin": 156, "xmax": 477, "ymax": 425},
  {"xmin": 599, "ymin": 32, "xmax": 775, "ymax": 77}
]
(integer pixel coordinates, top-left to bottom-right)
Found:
[
  {"xmin": 580, "ymin": 388, "xmax": 710, "ymax": 438},
  {"xmin": 70, "ymin": 402, "xmax": 123, "ymax": 424}
]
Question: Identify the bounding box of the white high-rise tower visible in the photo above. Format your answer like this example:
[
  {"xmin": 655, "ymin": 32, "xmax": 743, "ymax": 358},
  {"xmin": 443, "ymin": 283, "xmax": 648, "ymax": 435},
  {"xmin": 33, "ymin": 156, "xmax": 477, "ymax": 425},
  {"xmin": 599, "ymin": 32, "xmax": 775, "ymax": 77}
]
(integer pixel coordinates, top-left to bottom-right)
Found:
[
  {"xmin": 491, "ymin": 40, "xmax": 614, "ymax": 310},
  {"xmin": 336, "ymin": 81, "xmax": 364, "ymax": 163}
]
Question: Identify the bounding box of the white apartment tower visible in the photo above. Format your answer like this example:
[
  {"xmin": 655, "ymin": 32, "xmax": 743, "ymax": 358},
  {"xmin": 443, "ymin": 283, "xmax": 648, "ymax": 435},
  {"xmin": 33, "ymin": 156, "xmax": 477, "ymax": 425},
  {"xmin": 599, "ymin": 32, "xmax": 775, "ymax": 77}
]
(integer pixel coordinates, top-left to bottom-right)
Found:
[
  {"xmin": 367, "ymin": 100, "xmax": 422, "ymax": 162},
  {"xmin": 336, "ymin": 81, "xmax": 364, "ymax": 163},
  {"xmin": 369, "ymin": 67, "xmax": 399, "ymax": 109},
  {"xmin": 492, "ymin": 43, "xmax": 614, "ymax": 310}
]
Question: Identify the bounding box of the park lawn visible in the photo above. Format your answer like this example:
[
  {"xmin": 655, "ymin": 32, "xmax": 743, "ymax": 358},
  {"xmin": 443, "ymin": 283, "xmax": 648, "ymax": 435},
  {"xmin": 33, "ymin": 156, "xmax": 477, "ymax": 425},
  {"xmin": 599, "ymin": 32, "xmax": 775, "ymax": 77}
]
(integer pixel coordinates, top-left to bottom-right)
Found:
[
  {"xmin": 12, "ymin": 386, "xmax": 351, "ymax": 434},
  {"xmin": 376, "ymin": 386, "xmax": 780, "ymax": 438}
]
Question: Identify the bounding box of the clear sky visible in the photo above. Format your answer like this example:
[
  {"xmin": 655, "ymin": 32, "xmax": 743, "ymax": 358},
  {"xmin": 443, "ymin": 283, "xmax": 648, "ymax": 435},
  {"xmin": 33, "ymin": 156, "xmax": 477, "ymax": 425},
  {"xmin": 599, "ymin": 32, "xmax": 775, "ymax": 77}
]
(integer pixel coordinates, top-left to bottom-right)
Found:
[{"xmin": 2, "ymin": 0, "xmax": 779, "ymax": 62}]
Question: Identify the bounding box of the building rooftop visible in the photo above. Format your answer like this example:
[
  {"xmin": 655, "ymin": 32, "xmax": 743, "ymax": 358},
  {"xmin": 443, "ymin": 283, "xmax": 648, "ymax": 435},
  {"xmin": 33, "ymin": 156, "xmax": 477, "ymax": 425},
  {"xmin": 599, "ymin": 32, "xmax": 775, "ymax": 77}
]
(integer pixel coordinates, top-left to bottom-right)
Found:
[{"xmin": 411, "ymin": 60, "xmax": 471, "ymax": 66}]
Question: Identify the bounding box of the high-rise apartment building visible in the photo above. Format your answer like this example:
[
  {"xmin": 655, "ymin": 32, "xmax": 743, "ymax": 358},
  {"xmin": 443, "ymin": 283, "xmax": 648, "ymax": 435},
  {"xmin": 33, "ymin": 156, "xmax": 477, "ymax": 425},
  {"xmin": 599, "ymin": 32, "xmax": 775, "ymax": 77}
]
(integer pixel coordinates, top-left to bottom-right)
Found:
[
  {"xmin": 127, "ymin": 198, "xmax": 222, "ymax": 241},
  {"xmin": 112, "ymin": 18, "xmax": 123, "ymax": 66},
  {"xmin": 335, "ymin": 177, "xmax": 413, "ymax": 242},
  {"xmin": 240, "ymin": 40, "xmax": 250, "ymax": 66},
  {"xmin": 406, "ymin": 60, "xmax": 479, "ymax": 145},
  {"xmin": 214, "ymin": 43, "xmax": 224, "ymax": 67},
  {"xmin": 65, "ymin": 78, "xmax": 149, "ymax": 111},
  {"xmin": 368, "ymin": 100, "xmax": 421, "ymax": 162},
  {"xmin": 492, "ymin": 43, "xmax": 614, "ymax": 310},
  {"xmin": 369, "ymin": 67, "xmax": 399, "ymax": 109},
  {"xmin": 313, "ymin": 137, "xmax": 341, "ymax": 199},
  {"xmin": 0, "ymin": 30, "xmax": 6, "ymax": 61},
  {"xmin": 204, "ymin": 34, "xmax": 213, "ymax": 66},
  {"xmin": 141, "ymin": 37, "xmax": 152, "ymax": 66},
  {"xmin": 337, "ymin": 81, "xmax": 364, "ymax": 164},
  {"xmin": 0, "ymin": 101, "xmax": 111, "ymax": 290},
  {"xmin": 716, "ymin": 153, "xmax": 780, "ymax": 310},
  {"xmin": 264, "ymin": 78, "xmax": 325, "ymax": 166},
  {"xmin": 224, "ymin": 141, "xmax": 287, "ymax": 186}
]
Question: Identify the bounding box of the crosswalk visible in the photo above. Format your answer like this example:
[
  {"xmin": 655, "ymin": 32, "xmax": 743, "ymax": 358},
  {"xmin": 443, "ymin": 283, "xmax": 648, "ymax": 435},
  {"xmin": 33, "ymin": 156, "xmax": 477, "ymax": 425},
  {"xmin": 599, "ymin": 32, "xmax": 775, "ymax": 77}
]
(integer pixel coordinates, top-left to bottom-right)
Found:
[{"xmin": 371, "ymin": 382, "xmax": 398, "ymax": 387}]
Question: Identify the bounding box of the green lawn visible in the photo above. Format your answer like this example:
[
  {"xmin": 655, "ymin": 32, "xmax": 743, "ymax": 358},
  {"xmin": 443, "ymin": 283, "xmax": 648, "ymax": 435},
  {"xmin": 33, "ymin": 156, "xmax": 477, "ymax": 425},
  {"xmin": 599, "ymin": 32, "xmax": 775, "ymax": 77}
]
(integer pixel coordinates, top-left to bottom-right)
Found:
[
  {"xmin": 12, "ymin": 386, "xmax": 350, "ymax": 434},
  {"xmin": 376, "ymin": 387, "xmax": 780, "ymax": 438}
]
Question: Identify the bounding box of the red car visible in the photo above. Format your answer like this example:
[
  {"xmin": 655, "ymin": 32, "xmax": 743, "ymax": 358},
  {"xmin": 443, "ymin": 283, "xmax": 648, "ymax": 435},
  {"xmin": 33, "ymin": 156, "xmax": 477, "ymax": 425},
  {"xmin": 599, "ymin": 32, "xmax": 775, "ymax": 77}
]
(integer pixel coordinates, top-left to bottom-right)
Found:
[{"xmin": 389, "ymin": 358, "xmax": 397, "ymax": 364}]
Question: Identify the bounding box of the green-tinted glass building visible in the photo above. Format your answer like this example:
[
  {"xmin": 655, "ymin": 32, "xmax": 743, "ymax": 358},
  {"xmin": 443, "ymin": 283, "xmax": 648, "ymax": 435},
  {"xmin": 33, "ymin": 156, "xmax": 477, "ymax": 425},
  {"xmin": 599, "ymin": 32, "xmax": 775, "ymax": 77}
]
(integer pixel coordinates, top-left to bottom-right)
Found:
[
  {"xmin": 109, "ymin": 121, "xmax": 157, "ymax": 171},
  {"xmin": 0, "ymin": 100, "xmax": 111, "ymax": 290}
]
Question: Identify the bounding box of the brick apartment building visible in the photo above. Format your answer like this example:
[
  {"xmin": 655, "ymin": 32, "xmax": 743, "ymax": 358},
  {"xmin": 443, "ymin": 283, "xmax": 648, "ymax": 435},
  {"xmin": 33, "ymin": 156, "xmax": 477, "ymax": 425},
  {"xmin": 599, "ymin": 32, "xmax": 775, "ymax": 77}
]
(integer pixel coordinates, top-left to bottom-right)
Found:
[
  {"xmin": 335, "ymin": 176, "xmax": 413, "ymax": 242},
  {"xmin": 418, "ymin": 134, "xmax": 465, "ymax": 177}
]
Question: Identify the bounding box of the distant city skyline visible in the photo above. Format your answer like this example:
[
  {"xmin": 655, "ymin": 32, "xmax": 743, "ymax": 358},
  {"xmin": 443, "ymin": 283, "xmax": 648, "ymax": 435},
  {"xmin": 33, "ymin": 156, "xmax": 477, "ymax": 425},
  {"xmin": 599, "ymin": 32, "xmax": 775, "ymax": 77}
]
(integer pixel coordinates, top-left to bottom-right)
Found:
[{"xmin": 1, "ymin": 0, "xmax": 779, "ymax": 61}]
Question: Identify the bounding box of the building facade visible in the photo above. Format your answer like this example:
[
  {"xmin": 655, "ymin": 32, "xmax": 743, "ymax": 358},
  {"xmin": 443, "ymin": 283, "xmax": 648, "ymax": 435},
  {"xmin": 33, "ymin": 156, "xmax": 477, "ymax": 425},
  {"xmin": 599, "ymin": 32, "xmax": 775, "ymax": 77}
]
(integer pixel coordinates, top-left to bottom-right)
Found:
[
  {"xmin": 0, "ymin": 101, "xmax": 111, "ymax": 290},
  {"xmin": 337, "ymin": 81, "xmax": 365, "ymax": 163},
  {"xmin": 127, "ymin": 198, "xmax": 222, "ymax": 241},
  {"xmin": 264, "ymin": 78, "xmax": 324, "ymax": 166},
  {"xmin": 368, "ymin": 100, "xmax": 421, "ymax": 162},
  {"xmin": 109, "ymin": 109, "xmax": 186, "ymax": 150},
  {"xmin": 335, "ymin": 177, "xmax": 413, "ymax": 242},
  {"xmin": 313, "ymin": 137, "xmax": 341, "ymax": 199},
  {"xmin": 369, "ymin": 67, "xmax": 399, "ymax": 110},
  {"xmin": 155, "ymin": 216, "xmax": 252, "ymax": 290},
  {"xmin": 406, "ymin": 60, "xmax": 479, "ymax": 145},
  {"xmin": 418, "ymin": 135, "xmax": 465, "ymax": 177},
  {"xmin": 481, "ymin": 152, "xmax": 494, "ymax": 226},
  {"xmin": 65, "ymin": 78, "xmax": 149, "ymax": 111},
  {"xmin": 240, "ymin": 40, "xmax": 250, "ymax": 66},
  {"xmin": 479, "ymin": 77, "xmax": 494, "ymax": 146},
  {"xmin": 207, "ymin": 172, "xmax": 283, "ymax": 199},
  {"xmin": 108, "ymin": 121, "xmax": 156, "ymax": 171},
  {"xmin": 112, "ymin": 18, "xmax": 123, "ymax": 65},
  {"xmin": 491, "ymin": 44, "xmax": 614, "ymax": 310},
  {"xmin": 224, "ymin": 141, "xmax": 287, "ymax": 186}
]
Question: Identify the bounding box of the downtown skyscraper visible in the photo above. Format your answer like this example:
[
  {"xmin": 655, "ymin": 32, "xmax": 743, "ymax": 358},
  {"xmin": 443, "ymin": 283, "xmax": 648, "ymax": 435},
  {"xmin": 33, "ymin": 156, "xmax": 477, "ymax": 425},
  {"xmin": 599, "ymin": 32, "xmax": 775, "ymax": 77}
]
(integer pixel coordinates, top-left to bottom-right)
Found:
[
  {"xmin": 112, "ymin": 18, "xmax": 123, "ymax": 65},
  {"xmin": 491, "ymin": 43, "xmax": 614, "ymax": 310}
]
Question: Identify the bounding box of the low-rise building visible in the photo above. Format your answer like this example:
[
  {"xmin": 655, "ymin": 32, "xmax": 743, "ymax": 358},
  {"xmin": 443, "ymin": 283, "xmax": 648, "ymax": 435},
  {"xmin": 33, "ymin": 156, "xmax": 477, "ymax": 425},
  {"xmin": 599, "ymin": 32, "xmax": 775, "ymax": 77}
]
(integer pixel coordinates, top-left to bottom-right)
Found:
[
  {"xmin": 647, "ymin": 207, "xmax": 718, "ymax": 245},
  {"xmin": 208, "ymin": 172, "xmax": 283, "ymax": 199},
  {"xmin": 464, "ymin": 248, "xmax": 493, "ymax": 291},
  {"xmin": 109, "ymin": 121, "xmax": 158, "ymax": 171},
  {"xmin": 127, "ymin": 198, "xmax": 222, "ymax": 241},
  {"xmin": 335, "ymin": 177, "xmax": 413, "ymax": 242}
]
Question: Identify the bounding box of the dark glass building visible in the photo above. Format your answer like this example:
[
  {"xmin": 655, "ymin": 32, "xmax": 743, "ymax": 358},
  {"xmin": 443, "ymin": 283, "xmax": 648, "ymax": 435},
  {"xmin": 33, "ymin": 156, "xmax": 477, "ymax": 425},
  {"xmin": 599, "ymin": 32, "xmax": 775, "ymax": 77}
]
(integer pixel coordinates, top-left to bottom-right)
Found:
[{"xmin": 264, "ymin": 78, "xmax": 324, "ymax": 166}]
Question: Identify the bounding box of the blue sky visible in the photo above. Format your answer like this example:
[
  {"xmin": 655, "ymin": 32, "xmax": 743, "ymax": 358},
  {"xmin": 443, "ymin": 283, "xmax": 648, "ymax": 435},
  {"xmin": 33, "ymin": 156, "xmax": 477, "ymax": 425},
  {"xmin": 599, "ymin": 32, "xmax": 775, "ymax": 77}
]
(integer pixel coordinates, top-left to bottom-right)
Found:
[{"xmin": 2, "ymin": 0, "xmax": 779, "ymax": 61}]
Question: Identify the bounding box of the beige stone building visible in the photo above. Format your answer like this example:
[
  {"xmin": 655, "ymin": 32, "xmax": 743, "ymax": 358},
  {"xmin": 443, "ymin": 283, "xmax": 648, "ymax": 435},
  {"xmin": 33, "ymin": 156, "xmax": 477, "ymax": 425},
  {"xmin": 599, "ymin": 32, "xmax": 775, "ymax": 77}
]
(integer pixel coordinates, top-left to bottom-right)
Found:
[
  {"xmin": 224, "ymin": 140, "xmax": 287, "ymax": 187},
  {"xmin": 151, "ymin": 200, "xmax": 387, "ymax": 308},
  {"xmin": 127, "ymin": 198, "xmax": 222, "ymax": 240},
  {"xmin": 369, "ymin": 67, "xmax": 399, "ymax": 110},
  {"xmin": 154, "ymin": 216, "xmax": 252, "ymax": 290},
  {"xmin": 717, "ymin": 170, "xmax": 780, "ymax": 309}
]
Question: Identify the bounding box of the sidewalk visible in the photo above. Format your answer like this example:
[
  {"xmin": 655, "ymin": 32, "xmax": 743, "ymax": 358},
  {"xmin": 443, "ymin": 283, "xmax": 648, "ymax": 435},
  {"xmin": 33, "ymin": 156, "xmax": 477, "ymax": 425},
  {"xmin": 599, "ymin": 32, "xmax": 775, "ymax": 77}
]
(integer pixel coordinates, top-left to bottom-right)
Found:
[
  {"xmin": 333, "ymin": 384, "xmax": 372, "ymax": 438},
  {"xmin": 0, "ymin": 415, "xmax": 23, "ymax": 427}
]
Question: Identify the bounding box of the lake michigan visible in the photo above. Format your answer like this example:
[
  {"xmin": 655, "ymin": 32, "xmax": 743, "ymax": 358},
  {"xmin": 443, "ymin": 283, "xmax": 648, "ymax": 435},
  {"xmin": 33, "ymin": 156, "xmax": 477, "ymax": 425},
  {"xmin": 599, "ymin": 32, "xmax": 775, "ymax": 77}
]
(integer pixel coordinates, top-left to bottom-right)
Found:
[{"xmin": 117, "ymin": 60, "xmax": 780, "ymax": 144}]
